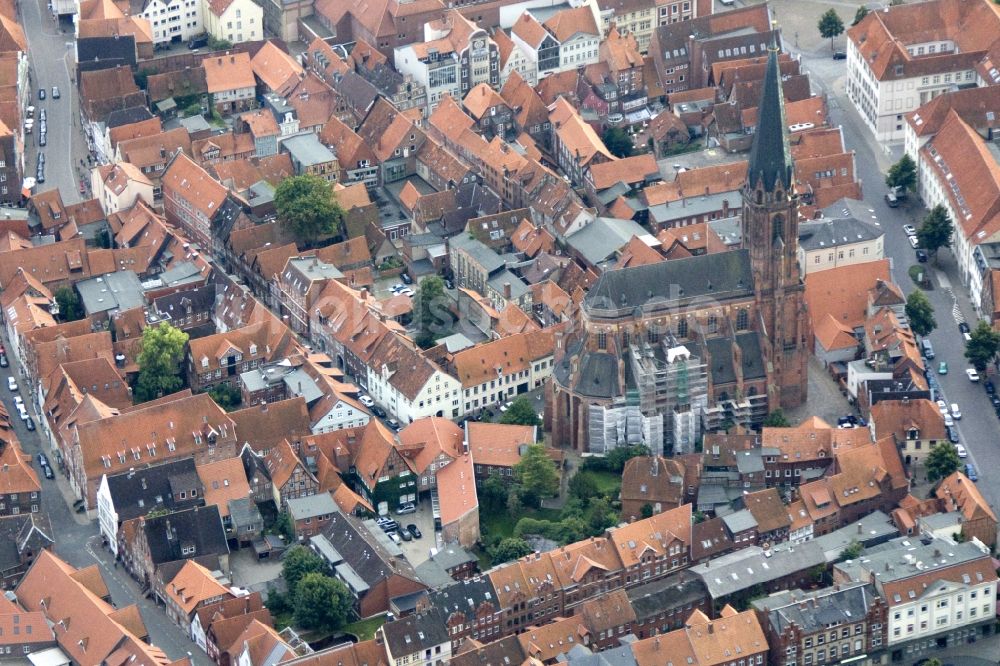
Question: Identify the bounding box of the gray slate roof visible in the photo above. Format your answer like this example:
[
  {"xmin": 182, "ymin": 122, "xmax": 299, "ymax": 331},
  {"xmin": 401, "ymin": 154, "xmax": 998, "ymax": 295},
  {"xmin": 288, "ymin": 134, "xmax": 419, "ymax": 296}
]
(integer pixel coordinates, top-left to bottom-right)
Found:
[
  {"xmin": 746, "ymin": 40, "xmax": 793, "ymax": 191},
  {"xmin": 104, "ymin": 458, "xmax": 200, "ymax": 523},
  {"xmin": 380, "ymin": 607, "xmax": 449, "ymax": 656},
  {"xmin": 691, "ymin": 541, "xmax": 826, "ymax": 599},
  {"xmin": 584, "ymin": 249, "xmax": 753, "ymax": 315},
  {"xmin": 142, "ymin": 504, "xmax": 229, "ymax": 567},
  {"xmin": 565, "ymin": 216, "xmax": 654, "ymax": 268},
  {"xmin": 721, "ymin": 509, "xmax": 758, "ymax": 534},
  {"xmin": 752, "ymin": 582, "xmax": 878, "ymax": 634},
  {"xmin": 798, "ymin": 216, "xmax": 882, "ymax": 251},
  {"xmin": 286, "ymin": 493, "xmax": 338, "ymax": 521},
  {"xmin": 77, "ymin": 270, "xmax": 146, "ymax": 315}
]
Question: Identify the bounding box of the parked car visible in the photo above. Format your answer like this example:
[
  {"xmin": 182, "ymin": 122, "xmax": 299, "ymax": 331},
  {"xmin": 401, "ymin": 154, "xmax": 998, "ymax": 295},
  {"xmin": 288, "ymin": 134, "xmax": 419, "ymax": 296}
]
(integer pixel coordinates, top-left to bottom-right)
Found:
[
  {"xmin": 832, "ymin": 51, "xmax": 847, "ymax": 60},
  {"xmin": 187, "ymin": 35, "xmax": 208, "ymax": 49},
  {"xmin": 959, "ymin": 321, "xmax": 971, "ymax": 334},
  {"xmin": 378, "ymin": 519, "xmax": 399, "ymax": 532},
  {"xmin": 37, "ymin": 88, "xmax": 44, "ymax": 100},
  {"xmin": 400, "ymin": 272, "xmax": 412, "ymax": 285},
  {"xmin": 37, "ymin": 453, "xmax": 49, "ymax": 467},
  {"xmin": 965, "ymin": 463, "xmax": 978, "ymax": 482},
  {"xmin": 987, "ymin": 380, "xmax": 996, "ymax": 395},
  {"xmin": 398, "ymin": 288, "xmax": 414, "ymax": 297},
  {"xmin": 406, "ymin": 523, "xmax": 421, "ymax": 539},
  {"xmin": 938, "ymin": 361, "xmax": 948, "ymax": 375},
  {"xmin": 947, "ymin": 426, "xmax": 960, "ymax": 444},
  {"xmin": 0, "ymin": 353, "xmax": 7, "ymax": 368},
  {"xmin": 915, "ymin": 249, "xmax": 928, "ymax": 263},
  {"xmin": 499, "ymin": 401, "xmax": 512, "ymax": 413},
  {"xmin": 399, "ymin": 528, "xmax": 412, "ymax": 541},
  {"xmin": 943, "ymin": 413, "xmax": 954, "ymax": 427},
  {"xmin": 386, "ymin": 418, "xmax": 400, "ymax": 431},
  {"xmin": 390, "ymin": 283, "xmax": 404, "ymax": 294},
  {"xmin": 7, "ymin": 376, "xmax": 17, "ymax": 392},
  {"xmin": 903, "ymin": 224, "xmax": 917, "ymax": 236},
  {"xmin": 388, "ymin": 532, "xmax": 402, "ymax": 545},
  {"xmin": 966, "ymin": 368, "xmax": 980, "ymax": 382},
  {"xmin": 908, "ymin": 235, "xmax": 920, "ymax": 249},
  {"xmin": 936, "ymin": 399, "xmax": 948, "ymax": 415},
  {"xmin": 955, "ymin": 443, "xmax": 968, "ymax": 458},
  {"xmin": 39, "ymin": 109, "xmax": 46, "ymax": 122},
  {"xmin": 371, "ymin": 405, "xmax": 386, "ymax": 418},
  {"xmin": 396, "ymin": 502, "xmax": 416, "ymax": 515},
  {"xmin": 950, "ymin": 403, "xmax": 961, "ymax": 419},
  {"xmin": 40, "ymin": 461, "xmax": 52, "ymax": 477},
  {"xmin": 51, "ymin": 86, "xmax": 60, "ymax": 99},
  {"xmin": 38, "ymin": 132, "xmax": 46, "ymax": 146},
  {"xmin": 358, "ymin": 395, "xmax": 375, "ymax": 407}
]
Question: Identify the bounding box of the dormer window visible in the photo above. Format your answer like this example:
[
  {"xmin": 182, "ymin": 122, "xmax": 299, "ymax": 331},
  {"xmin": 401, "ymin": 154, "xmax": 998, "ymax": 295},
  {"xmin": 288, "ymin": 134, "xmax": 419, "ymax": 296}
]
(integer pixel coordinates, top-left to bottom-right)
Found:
[
  {"xmin": 908, "ymin": 428, "xmax": 919, "ymax": 440},
  {"xmin": 249, "ymin": 343, "xmax": 257, "ymax": 355}
]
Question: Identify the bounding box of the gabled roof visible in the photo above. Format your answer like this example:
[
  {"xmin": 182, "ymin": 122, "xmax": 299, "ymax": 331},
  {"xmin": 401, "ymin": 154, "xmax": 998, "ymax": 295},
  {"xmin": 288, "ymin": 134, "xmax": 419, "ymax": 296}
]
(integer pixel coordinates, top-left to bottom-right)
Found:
[
  {"xmin": 250, "ymin": 41, "xmax": 304, "ymax": 94},
  {"xmin": 165, "ymin": 560, "xmax": 232, "ymax": 616},
  {"xmin": 607, "ymin": 503, "xmax": 693, "ymax": 568},
  {"xmin": 203, "ymin": 52, "xmax": 256, "ymax": 93},
  {"xmin": 542, "ymin": 5, "xmax": 599, "ymax": 42}
]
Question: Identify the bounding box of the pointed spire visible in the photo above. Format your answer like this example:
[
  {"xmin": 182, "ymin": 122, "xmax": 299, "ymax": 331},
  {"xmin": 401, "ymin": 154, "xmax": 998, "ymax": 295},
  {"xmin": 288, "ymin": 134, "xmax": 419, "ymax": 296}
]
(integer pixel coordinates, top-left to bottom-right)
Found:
[{"xmin": 746, "ymin": 28, "xmax": 793, "ymax": 193}]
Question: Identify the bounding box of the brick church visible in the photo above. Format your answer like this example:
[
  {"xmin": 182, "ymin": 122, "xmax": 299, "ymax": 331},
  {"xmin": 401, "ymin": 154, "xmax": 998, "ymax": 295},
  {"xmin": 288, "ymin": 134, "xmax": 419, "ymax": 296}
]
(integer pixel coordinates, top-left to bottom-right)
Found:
[{"xmin": 549, "ymin": 38, "xmax": 810, "ymax": 455}]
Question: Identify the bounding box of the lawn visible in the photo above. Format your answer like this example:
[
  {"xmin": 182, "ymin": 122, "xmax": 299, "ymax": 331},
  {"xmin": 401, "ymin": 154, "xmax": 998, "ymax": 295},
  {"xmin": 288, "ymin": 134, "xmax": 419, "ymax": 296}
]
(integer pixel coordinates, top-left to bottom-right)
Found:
[
  {"xmin": 342, "ymin": 615, "xmax": 387, "ymax": 641},
  {"xmin": 481, "ymin": 506, "xmax": 563, "ymax": 541},
  {"xmin": 588, "ymin": 471, "xmax": 623, "ymax": 496}
]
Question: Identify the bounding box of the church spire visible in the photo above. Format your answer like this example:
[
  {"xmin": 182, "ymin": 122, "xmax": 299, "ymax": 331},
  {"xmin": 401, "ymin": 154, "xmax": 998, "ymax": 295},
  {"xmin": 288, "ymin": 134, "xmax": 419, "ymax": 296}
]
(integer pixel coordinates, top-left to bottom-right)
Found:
[{"xmin": 746, "ymin": 29, "xmax": 793, "ymax": 192}]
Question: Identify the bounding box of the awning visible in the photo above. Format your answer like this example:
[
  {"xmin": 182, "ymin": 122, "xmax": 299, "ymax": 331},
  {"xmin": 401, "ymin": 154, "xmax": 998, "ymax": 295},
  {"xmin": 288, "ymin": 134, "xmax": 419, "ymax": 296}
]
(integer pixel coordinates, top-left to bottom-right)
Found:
[{"xmin": 625, "ymin": 108, "xmax": 652, "ymax": 124}]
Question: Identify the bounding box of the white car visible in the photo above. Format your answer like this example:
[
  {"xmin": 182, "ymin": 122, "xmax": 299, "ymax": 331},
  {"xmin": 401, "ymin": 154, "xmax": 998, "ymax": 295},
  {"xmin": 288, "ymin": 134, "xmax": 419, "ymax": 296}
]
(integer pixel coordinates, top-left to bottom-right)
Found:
[
  {"xmin": 13, "ymin": 396, "xmax": 23, "ymax": 407},
  {"xmin": 398, "ymin": 288, "xmax": 415, "ymax": 297},
  {"xmin": 955, "ymin": 443, "xmax": 968, "ymax": 458},
  {"xmin": 903, "ymin": 224, "xmax": 917, "ymax": 236},
  {"xmin": 966, "ymin": 368, "xmax": 980, "ymax": 382},
  {"xmin": 358, "ymin": 395, "xmax": 375, "ymax": 407},
  {"xmin": 908, "ymin": 235, "xmax": 920, "ymax": 249},
  {"xmin": 950, "ymin": 403, "xmax": 962, "ymax": 419},
  {"xmin": 6, "ymin": 376, "xmax": 16, "ymax": 392},
  {"xmin": 944, "ymin": 413, "xmax": 954, "ymax": 427},
  {"xmin": 936, "ymin": 399, "xmax": 948, "ymax": 416},
  {"xmin": 390, "ymin": 283, "xmax": 404, "ymax": 293}
]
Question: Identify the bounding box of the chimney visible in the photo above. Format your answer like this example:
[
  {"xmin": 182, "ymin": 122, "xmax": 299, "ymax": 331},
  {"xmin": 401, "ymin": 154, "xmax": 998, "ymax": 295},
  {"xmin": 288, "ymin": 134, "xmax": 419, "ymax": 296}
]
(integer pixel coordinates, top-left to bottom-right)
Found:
[
  {"xmin": 722, "ymin": 199, "xmax": 730, "ymax": 217},
  {"xmin": 503, "ymin": 282, "xmax": 512, "ymax": 299},
  {"xmin": 707, "ymin": 623, "xmax": 714, "ymax": 634},
  {"xmin": 857, "ymin": 522, "xmax": 862, "ymax": 534},
  {"xmin": 260, "ymin": 401, "xmax": 268, "ymax": 413}
]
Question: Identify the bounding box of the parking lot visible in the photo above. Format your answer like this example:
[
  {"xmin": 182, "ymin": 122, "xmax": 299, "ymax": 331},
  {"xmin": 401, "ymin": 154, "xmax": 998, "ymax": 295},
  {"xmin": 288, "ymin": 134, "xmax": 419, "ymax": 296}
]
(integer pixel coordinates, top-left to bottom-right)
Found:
[{"xmin": 380, "ymin": 497, "xmax": 438, "ymax": 567}]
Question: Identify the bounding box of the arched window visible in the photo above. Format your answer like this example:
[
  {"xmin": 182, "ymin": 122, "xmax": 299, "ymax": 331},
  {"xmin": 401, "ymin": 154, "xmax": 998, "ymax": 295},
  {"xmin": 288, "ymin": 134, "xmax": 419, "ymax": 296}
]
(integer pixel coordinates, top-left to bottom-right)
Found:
[{"xmin": 772, "ymin": 214, "xmax": 784, "ymax": 243}]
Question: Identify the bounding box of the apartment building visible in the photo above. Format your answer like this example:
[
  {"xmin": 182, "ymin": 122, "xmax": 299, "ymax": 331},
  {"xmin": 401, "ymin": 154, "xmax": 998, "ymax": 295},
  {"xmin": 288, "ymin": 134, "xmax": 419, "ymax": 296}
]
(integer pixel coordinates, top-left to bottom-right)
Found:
[{"xmin": 134, "ymin": 0, "xmax": 203, "ymax": 45}]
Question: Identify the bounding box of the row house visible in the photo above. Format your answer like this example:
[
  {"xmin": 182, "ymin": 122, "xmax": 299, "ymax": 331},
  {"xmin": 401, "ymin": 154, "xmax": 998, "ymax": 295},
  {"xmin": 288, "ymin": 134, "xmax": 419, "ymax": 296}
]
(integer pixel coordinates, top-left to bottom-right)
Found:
[
  {"xmin": 161, "ymin": 152, "xmax": 231, "ymax": 249},
  {"xmin": 549, "ymin": 97, "xmax": 615, "ymax": 185},
  {"xmin": 870, "ymin": 398, "xmax": 946, "ymax": 468},
  {"xmin": 630, "ymin": 606, "xmax": 769, "ymax": 666},
  {"xmin": 203, "ymin": 52, "xmax": 257, "ymax": 114},
  {"xmin": 365, "ymin": 333, "xmax": 465, "ymax": 423},
  {"xmin": 273, "ymin": 255, "xmax": 343, "ymax": 336},
  {"xmin": 935, "ymin": 471, "xmax": 997, "ymax": 548},
  {"xmin": 0, "ymin": 438, "xmax": 42, "ymax": 517},
  {"xmin": 186, "ymin": 309, "xmax": 294, "ymax": 393},
  {"xmin": 628, "ymin": 570, "xmax": 712, "ymax": 639},
  {"xmin": 446, "ymin": 327, "xmax": 558, "ymax": 414},
  {"xmin": 419, "ymin": 576, "xmax": 502, "ymax": 651},
  {"xmin": 393, "ymin": 10, "xmax": 499, "ymax": 114},
  {"xmin": 596, "ymin": 0, "xmax": 703, "ymax": 53},
  {"xmin": 164, "ymin": 560, "xmax": 233, "ymax": 634},
  {"xmin": 263, "ymin": 438, "xmax": 319, "ymax": 507},
  {"xmin": 511, "ymin": 6, "xmax": 601, "ymax": 81}
]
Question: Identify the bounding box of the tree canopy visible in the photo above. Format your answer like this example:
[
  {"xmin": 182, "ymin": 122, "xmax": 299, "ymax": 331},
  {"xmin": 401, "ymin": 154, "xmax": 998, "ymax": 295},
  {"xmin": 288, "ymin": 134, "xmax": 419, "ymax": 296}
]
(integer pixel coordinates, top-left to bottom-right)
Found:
[
  {"xmin": 54, "ymin": 286, "xmax": 84, "ymax": 322},
  {"xmin": 885, "ymin": 154, "xmax": 917, "ymax": 194},
  {"xmin": 965, "ymin": 320, "xmax": 1000, "ymax": 371},
  {"xmin": 763, "ymin": 409, "xmax": 790, "ymax": 427},
  {"xmin": 905, "ymin": 290, "xmax": 936, "ymax": 337},
  {"xmin": 293, "ymin": 572, "xmax": 353, "ymax": 631},
  {"xmin": 602, "ymin": 127, "xmax": 634, "ymax": 158},
  {"xmin": 135, "ymin": 322, "xmax": 189, "ymax": 403},
  {"xmin": 852, "ymin": 5, "xmax": 869, "ymax": 25},
  {"xmin": 489, "ymin": 537, "xmax": 533, "ymax": 564},
  {"xmin": 274, "ymin": 174, "xmax": 344, "ymax": 245},
  {"xmin": 514, "ymin": 444, "xmax": 560, "ymax": 505},
  {"xmin": 281, "ymin": 545, "xmax": 325, "ymax": 601},
  {"xmin": 926, "ymin": 442, "xmax": 961, "ymax": 482},
  {"xmin": 413, "ymin": 275, "xmax": 453, "ymax": 348},
  {"xmin": 916, "ymin": 205, "xmax": 953, "ymax": 259},
  {"xmin": 499, "ymin": 396, "xmax": 542, "ymax": 427},
  {"xmin": 818, "ymin": 9, "xmax": 845, "ymax": 49}
]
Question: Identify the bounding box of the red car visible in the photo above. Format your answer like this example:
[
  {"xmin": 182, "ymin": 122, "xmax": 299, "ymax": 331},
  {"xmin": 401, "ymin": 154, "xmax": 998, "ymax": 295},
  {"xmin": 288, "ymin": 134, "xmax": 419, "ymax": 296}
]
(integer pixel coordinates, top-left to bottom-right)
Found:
[{"xmin": 79, "ymin": 179, "xmax": 86, "ymax": 195}]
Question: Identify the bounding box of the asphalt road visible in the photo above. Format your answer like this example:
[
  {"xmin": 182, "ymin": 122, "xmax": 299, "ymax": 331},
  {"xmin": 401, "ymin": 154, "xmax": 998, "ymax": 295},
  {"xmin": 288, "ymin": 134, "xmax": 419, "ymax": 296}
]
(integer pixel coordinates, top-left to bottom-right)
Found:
[
  {"xmin": 19, "ymin": 0, "xmax": 87, "ymax": 203},
  {"xmin": 792, "ymin": 41, "xmax": 1000, "ymax": 512}
]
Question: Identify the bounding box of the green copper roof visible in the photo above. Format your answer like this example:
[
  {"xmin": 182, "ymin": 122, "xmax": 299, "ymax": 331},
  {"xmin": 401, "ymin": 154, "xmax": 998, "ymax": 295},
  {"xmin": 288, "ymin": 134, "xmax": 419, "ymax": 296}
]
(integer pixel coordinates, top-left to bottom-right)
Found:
[{"xmin": 746, "ymin": 37, "xmax": 793, "ymax": 192}]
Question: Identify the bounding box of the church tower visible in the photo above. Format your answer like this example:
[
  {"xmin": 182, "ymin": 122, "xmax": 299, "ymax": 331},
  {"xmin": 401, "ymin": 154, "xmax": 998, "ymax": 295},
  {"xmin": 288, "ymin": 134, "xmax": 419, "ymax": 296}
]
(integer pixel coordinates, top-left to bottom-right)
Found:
[{"xmin": 741, "ymin": 32, "xmax": 809, "ymax": 409}]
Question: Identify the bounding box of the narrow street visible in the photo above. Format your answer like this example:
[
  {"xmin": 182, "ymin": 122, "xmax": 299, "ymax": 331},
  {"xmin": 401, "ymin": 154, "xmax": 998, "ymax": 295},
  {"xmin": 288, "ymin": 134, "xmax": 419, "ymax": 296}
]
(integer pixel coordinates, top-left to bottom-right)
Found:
[{"xmin": 18, "ymin": 0, "xmax": 90, "ymax": 203}]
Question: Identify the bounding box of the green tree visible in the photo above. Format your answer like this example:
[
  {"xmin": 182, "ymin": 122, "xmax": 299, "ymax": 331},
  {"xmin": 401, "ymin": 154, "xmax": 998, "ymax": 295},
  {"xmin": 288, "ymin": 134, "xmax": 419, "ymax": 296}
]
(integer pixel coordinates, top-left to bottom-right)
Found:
[
  {"xmin": 413, "ymin": 275, "xmax": 453, "ymax": 349},
  {"xmin": 54, "ymin": 286, "xmax": 84, "ymax": 322},
  {"xmin": 274, "ymin": 174, "xmax": 344, "ymax": 245},
  {"xmin": 293, "ymin": 572, "xmax": 353, "ymax": 631},
  {"xmin": 514, "ymin": 444, "xmax": 560, "ymax": 505},
  {"xmin": 499, "ymin": 396, "xmax": 542, "ymax": 427},
  {"xmin": 480, "ymin": 475, "xmax": 508, "ymax": 512},
  {"xmin": 916, "ymin": 204, "xmax": 953, "ymax": 261},
  {"xmin": 489, "ymin": 537, "xmax": 533, "ymax": 564},
  {"xmin": 818, "ymin": 9, "xmax": 845, "ymax": 51},
  {"xmin": 885, "ymin": 154, "xmax": 917, "ymax": 194},
  {"xmin": 96, "ymin": 227, "xmax": 113, "ymax": 249},
  {"xmin": 905, "ymin": 290, "xmax": 936, "ymax": 336},
  {"xmin": 605, "ymin": 444, "xmax": 650, "ymax": 473},
  {"xmin": 135, "ymin": 322, "xmax": 189, "ymax": 403},
  {"xmin": 506, "ymin": 485, "xmax": 524, "ymax": 515},
  {"xmin": 852, "ymin": 5, "xmax": 869, "ymax": 25},
  {"xmin": 926, "ymin": 442, "xmax": 961, "ymax": 482},
  {"xmin": 640, "ymin": 503, "xmax": 655, "ymax": 519},
  {"xmin": 281, "ymin": 546, "xmax": 325, "ymax": 602},
  {"xmin": 602, "ymin": 126, "xmax": 634, "ymax": 158},
  {"xmin": 208, "ymin": 383, "xmax": 242, "ymax": 411},
  {"xmin": 839, "ymin": 540, "xmax": 864, "ymax": 561},
  {"xmin": 964, "ymin": 320, "xmax": 1000, "ymax": 371},
  {"xmin": 274, "ymin": 511, "xmax": 295, "ymax": 542},
  {"xmin": 568, "ymin": 472, "xmax": 600, "ymax": 500},
  {"xmin": 763, "ymin": 409, "xmax": 790, "ymax": 427}
]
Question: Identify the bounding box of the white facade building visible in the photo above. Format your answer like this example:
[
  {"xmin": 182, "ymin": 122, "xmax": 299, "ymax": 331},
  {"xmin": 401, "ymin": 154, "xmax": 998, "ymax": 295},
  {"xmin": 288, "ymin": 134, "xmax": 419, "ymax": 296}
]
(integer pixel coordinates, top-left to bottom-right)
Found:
[{"xmin": 138, "ymin": 0, "xmax": 204, "ymax": 45}]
